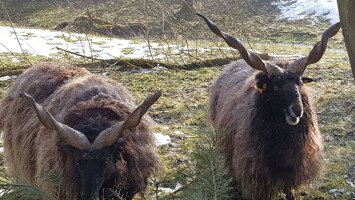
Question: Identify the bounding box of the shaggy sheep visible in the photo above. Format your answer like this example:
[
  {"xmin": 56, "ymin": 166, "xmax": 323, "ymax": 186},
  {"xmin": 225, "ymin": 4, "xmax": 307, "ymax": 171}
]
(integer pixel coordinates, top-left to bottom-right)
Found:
[
  {"xmin": 197, "ymin": 13, "xmax": 341, "ymax": 200},
  {"xmin": 0, "ymin": 63, "xmax": 162, "ymax": 200}
]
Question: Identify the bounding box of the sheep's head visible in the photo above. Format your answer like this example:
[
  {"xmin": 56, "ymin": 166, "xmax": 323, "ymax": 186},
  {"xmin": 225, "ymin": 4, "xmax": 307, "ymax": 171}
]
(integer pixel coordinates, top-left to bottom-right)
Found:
[
  {"xmin": 255, "ymin": 72, "xmax": 310, "ymax": 125},
  {"xmin": 197, "ymin": 13, "xmax": 340, "ymax": 126},
  {"xmin": 20, "ymin": 91, "xmax": 162, "ymax": 199},
  {"xmin": 73, "ymin": 146, "xmax": 121, "ymax": 200}
]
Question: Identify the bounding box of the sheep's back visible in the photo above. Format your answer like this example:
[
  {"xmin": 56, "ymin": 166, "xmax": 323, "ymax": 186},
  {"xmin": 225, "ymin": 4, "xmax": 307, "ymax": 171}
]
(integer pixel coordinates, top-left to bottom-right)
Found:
[
  {"xmin": 209, "ymin": 59, "xmax": 258, "ymax": 131},
  {"xmin": 0, "ymin": 63, "xmax": 88, "ymax": 185},
  {"xmin": 208, "ymin": 60, "xmax": 264, "ymax": 187},
  {"xmin": 0, "ymin": 63, "xmax": 157, "ymax": 199},
  {"xmin": 208, "ymin": 60, "xmax": 323, "ymax": 199}
]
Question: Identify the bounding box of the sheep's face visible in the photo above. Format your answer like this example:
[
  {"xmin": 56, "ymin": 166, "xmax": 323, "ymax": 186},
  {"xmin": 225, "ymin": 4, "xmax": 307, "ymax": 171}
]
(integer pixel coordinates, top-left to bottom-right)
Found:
[
  {"xmin": 73, "ymin": 143, "xmax": 124, "ymax": 200},
  {"xmin": 20, "ymin": 91, "xmax": 162, "ymax": 199},
  {"xmin": 256, "ymin": 72, "xmax": 313, "ymax": 126},
  {"xmin": 76, "ymin": 149, "xmax": 110, "ymax": 200},
  {"xmin": 68, "ymin": 120, "xmax": 126, "ymax": 200},
  {"xmin": 196, "ymin": 13, "xmax": 339, "ymax": 124}
]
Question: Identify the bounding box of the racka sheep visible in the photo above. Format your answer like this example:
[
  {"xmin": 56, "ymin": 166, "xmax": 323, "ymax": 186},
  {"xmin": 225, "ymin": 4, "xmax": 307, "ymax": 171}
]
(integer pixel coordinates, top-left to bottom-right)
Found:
[
  {"xmin": 197, "ymin": 13, "xmax": 340, "ymax": 200},
  {"xmin": 0, "ymin": 63, "xmax": 162, "ymax": 200}
]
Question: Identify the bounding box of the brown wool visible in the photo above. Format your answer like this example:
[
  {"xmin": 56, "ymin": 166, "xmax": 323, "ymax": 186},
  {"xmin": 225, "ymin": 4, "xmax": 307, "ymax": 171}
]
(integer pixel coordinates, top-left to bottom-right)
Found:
[{"xmin": 0, "ymin": 63, "xmax": 160, "ymax": 199}]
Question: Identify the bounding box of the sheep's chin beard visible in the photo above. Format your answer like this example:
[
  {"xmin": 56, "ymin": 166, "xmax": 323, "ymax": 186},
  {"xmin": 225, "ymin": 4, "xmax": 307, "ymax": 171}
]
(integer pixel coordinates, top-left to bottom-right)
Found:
[{"xmin": 284, "ymin": 110, "xmax": 300, "ymax": 126}]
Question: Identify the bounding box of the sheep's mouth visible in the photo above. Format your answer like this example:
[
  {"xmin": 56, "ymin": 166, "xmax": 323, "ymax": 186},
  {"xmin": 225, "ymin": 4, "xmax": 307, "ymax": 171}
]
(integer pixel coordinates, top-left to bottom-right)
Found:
[{"xmin": 285, "ymin": 110, "xmax": 300, "ymax": 126}]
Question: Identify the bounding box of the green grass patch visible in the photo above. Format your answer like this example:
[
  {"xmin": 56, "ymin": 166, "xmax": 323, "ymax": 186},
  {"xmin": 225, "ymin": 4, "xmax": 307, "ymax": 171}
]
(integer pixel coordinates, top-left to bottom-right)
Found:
[
  {"xmin": 122, "ymin": 47, "xmax": 134, "ymax": 55},
  {"xmin": 0, "ymin": 0, "xmax": 352, "ymax": 198}
]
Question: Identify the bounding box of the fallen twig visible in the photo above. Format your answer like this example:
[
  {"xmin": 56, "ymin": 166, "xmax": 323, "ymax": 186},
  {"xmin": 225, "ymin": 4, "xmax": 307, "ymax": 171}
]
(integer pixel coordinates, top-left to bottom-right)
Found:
[
  {"xmin": 56, "ymin": 47, "xmax": 102, "ymax": 61},
  {"xmin": 56, "ymin": 46, "xmax": 302, "ymax": 70}
]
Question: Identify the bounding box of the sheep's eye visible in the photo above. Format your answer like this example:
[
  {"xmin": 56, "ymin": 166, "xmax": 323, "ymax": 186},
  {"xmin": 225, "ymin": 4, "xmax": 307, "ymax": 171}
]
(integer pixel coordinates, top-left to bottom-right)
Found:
[{"xmin": 274, "ymin": 86, "xmax": 279, "ymax": 91}]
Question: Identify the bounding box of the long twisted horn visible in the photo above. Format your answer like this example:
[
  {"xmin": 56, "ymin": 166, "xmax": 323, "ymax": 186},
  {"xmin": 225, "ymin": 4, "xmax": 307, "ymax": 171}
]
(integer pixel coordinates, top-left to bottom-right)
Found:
[
  {"xmin": 92, "ymin": 90, "xmax": 162, "ymax": 149},
  {"xmin": 286, "ymin": 22, "xmax": 341, "ymax": 75},
  {"xmin": 196, "ymin": 13, "xmax": 268, "ymax": 72},
  {"xmin": 20, "ymin": 93, "xmax": 90, "ymax": 150},
  {"xmin": 196, "ymin": 13, "xmax": 284, "ymax": 75}
]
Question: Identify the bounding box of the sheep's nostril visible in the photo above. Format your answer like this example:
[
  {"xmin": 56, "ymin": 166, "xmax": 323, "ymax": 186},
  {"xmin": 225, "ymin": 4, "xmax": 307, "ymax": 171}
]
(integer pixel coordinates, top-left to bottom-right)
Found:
[{"xmin": 289, "ymin": 104, "xmax": 303, "ymax": 118}]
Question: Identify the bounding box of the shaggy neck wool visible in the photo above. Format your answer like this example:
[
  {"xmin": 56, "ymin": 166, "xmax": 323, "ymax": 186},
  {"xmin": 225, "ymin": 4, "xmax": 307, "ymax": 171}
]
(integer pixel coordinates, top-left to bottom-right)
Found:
[{"xmin": 251, "ymin": 91, "xmax": 312, "ymax": 182}]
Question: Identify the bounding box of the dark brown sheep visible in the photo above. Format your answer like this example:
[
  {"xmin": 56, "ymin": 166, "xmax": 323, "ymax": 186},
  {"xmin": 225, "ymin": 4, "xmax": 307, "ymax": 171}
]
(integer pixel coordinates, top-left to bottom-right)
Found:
[
  {"xmin": 0, "ymin": 63, "xmax": 161, "ymax": 200},
  {"xmin": 197, "ymin": 13, "xmax": 341, "ymax": 200}
]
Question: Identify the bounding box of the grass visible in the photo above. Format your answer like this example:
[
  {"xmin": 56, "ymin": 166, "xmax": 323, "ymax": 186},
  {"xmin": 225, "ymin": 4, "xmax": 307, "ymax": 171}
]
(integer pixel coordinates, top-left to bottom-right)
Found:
[
  {"xmin": 122, "ymin": 47, "xmax": 134, "ymax": 55},
  {"xmin": 0, "ymin": 39, "xmax": 353, "ymax": 199},
  {"xmin": 0, "ymin": 0, "xmax": 337, "ymax": 45},
  {"xmin": 110, "ymin": 48, "xmax": 355, "ymax": 199},
  {"xmin": 0, "ymin": 0, "xmax": 354, "ymax": 199}
]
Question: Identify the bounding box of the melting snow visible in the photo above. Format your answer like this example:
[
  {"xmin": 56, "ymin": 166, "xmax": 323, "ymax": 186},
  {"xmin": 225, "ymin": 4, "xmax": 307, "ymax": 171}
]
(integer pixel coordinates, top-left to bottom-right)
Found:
[
  {"xmin": 159, "ymin": 182, "xmax": 182, "ymax": 194},
  {"xmin": 0, "ymin": 1, "xmax": 341, "ymax": 65},
  {"xmin": 0, "ymin": 26, "xmax": 217, "ymax": 61},
  {"xmin": 274, "ymin": 0, "xmax": 339, "ymax": 24},
  {"xmin": 153, "ymin": 132, "xmax": 171, "ymax": 146},
  {"xmin": 0, "ymin": 26, "xmax": 173, "ymax": 60},
  {"xmin": 0, "ymin": 75, "xmax": 18, "ymax": 81}
]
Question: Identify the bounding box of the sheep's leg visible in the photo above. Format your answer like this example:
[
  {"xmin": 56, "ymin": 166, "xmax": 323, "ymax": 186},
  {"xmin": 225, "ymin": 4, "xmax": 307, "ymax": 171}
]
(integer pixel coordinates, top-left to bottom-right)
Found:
[{"xmin": 283, "ymin": 187, "xmax": 295, "ymax": 200}]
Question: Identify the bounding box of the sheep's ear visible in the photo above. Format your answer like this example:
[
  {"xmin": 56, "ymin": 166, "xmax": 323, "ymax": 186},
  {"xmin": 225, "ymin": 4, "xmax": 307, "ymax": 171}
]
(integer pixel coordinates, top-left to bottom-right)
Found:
[
  {"xmin": 301, "ymin": 77, "xmax": 314, "ymax": 84},
  {"xmin": 255, "ymin": 73, "xmax": 269, "ymax": 94},
  {"xmin": 123, "ymin": 90, "xmax": 162, "ymax": 129}
]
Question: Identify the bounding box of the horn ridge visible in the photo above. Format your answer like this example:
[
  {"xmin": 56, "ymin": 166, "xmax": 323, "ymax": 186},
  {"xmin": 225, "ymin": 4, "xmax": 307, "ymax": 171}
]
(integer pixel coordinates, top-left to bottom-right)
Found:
[
  {"xmin": 92, "ymin": 90, "xmax": 162, "ymax": 150},
  {"xmin": 306, "ymin": 22, "xmax": 341, "ymax": 65},
  {"xmin": 20, "ymin": 92, "xmax": 90, "ymax": 150},
  {"xmin": 196, "ymin": 13, "xmax": 267, "ymax": 73},
  {"xmin": 287, "ymin": 22, "xmax": 341, "ymax": 75},
  {"xmin": 126, "ymin": 90, "xmax": 162, "ymax": 127}
]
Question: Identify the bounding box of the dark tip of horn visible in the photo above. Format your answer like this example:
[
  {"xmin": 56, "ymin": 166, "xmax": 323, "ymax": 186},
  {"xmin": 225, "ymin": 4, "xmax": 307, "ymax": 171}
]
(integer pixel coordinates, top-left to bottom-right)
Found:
[
  {"xmin": 196, "ymin": 13, "xmax": 209, "ymax": 22},
  {"xmin": 195, "ymin": 13, "xmax": 203, "ymax": 17},
  {"xmin": 195, "ymin": 13, "xmax": 213, "ymax": 27},
  {"xmin": 195, "ymin": 13, "xmax": 212, "ymax": 25},
  {"xmin": 329, "ymin": 22, "xmax": 341, "ymax": 37},
  {"xmin": 154, "ymin": 90, "xmax": 162, "ymax": 99},
  {"xmin": 145, "ymin": 90, "xmax": 162, "ymax": 105}
]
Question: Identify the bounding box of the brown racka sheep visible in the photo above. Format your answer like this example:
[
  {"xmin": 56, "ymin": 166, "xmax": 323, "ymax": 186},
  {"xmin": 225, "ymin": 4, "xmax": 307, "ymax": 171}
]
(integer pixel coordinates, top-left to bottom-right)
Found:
[
  {"xmin": 0, "ymin": 63, "xmax": 162, "ymax": 200},
  {"xmin": 197, "ymin": 13, "xmax": 341, "ymax": 200}
]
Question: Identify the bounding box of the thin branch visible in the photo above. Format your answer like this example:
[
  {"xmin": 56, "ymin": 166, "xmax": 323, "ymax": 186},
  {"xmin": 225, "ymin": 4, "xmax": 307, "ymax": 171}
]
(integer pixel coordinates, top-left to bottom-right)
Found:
[
  {"xmin": 0, "ymin": 43, "xmax": 22, "ymax": 62},
  {"xmin": 0, "ymin": 0, "xmax": 32, "ymax": 66},
  {"xmin": 56, "ymin": 47, "xmax": 102, "ymax": 61}
]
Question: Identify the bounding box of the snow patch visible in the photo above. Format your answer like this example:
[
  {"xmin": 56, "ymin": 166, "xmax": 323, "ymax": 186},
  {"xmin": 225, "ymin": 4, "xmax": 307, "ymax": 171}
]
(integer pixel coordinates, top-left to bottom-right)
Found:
[
  {"xmin": 153, "ymin": 132, "xmax": 171, "ymax": 146},
  {"xmin": 274, "ymin": 0, "xmax": 339, "ymax": 24},
  {"xmin": 0, "ymin": 26, "xmax": 215, "ymax": 61},
  {"xmin": 173, "ymin": 130, "xmax": 185, "ymax": 135},
  {"xmin": 0, "ymin": 26, "xmax": 163, "ymax": 59},
  {"xmin": 159, "ymin": 182, "xmax": 182, "ymax": 194},
  {"xmin": 0, "ymin": 75, "xmax": 18, "ymax": 81}
]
